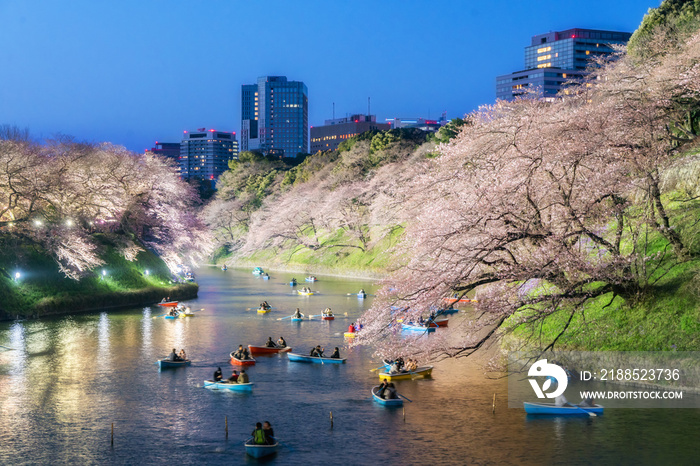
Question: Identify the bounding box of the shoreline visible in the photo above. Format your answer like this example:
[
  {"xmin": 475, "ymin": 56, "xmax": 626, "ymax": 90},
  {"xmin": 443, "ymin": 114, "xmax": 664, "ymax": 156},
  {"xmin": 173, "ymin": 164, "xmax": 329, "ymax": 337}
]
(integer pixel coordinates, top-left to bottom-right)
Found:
[{"xmin": 206, "ymin": 262, "xmax": 385, "ymax": 281}]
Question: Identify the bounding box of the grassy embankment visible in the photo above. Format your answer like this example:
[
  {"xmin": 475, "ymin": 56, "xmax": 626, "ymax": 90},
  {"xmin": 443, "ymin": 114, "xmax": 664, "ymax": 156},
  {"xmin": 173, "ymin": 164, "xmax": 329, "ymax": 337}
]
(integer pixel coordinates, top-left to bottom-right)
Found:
[
  {"xmin": 506, "ymin": 168, "xmax": 700, "ymax": 351},
  {"xmin": 0, "ymin": 235, "xmax": 198, "ymax": 320}
]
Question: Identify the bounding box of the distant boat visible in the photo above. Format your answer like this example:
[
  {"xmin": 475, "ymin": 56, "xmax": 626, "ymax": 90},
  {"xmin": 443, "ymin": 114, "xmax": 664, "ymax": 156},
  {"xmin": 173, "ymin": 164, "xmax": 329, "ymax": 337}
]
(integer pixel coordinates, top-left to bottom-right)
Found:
[
  {"xmin": 203, "ymin": 380, "xmax": 254, "ymax": 392},
  {"xmin": 252, "ymin": 267, "xmax": 264, "ymax": 275},
  {"xmin": 523, "ymin": 402, "xmax": 604, "ymax": 415},
  {"xmin": 344, "ymin": 332, "xmax": 357, "ymax": 339},
  {"xmin": 371, "ymin": 386, "xmax": 403, "ymax": 406},
  {"xmin": 305, "ymin": 276, "xmax": 317, "ymax": 282},
  {"xmin": 287, "ymin": 352, "xmax": 346, "ymax": 364},
  {"xmin": 221, "ymin": 265, "xmax": 227, "ymax": 271},
  {"xmin": 297, "ymin": 290, "xmax": 314, "ymax": 296},
  {"xmin": 401, "ymin": 323, "xmax": 436, "ymax": 332},
  {"xmin": 289, "ymin": 279, "xmax": 297, "ymax": 287},
  {"xmin": 321, "ymin": 314, "xmax": 334, "ymax": 320},
  {"xmin": 248, "ymin": 345, "xmax": 292, "ymax": 355},
  {"xmin": 357, "ymin": 292, "xmax": 367, "ymax": 299},
  {"xmin": 157, "ymin": 301, "xmax": 179, "ymax": 307},
  {"xmin": 262, "ymin": 274, "xmax": 270, "ymax": 280},
  {"xmin": 377, "ymin": 366, "xmax": 433, "ymax": 381},
  {"xmin": 257, "ymin": 308, "xmax": 271, "ymax": 314},
  {"xmin": 245, "ymin": 437, "xmax": 278, "ymax": 458},
  {"xmin": 157, "ymin": 359, "xmax": 191, "ymax": 369}
]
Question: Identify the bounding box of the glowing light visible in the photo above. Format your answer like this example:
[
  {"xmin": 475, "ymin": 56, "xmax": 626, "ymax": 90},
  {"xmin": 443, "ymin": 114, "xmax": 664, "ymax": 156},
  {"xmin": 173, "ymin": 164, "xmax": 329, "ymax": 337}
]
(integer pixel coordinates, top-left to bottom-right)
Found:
[
  {"xmin": 14, "ymin": 272, "xmax": 21, "ymax": 280},
  {"xmin": 102, "ymin": 269, "xmax": 107, "ymax": 276},
  {"xmin": 65, "ymin": 219, "xmax": 73, "ymax": 227},
  {"xmin": 33, "ymin": 219, "xmax": 42, "ymax": 227},
  {"xmin": 145, "ymin": 270, "xmax": 150, "ymax": 275}
]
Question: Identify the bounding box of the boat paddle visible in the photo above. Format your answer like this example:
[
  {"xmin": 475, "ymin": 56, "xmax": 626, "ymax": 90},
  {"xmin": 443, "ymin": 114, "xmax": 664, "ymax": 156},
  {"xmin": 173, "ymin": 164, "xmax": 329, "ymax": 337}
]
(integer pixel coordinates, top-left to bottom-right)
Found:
[
  {"xmin": 152, "ymin": 313, "xmax": 168, "ymax": 319},
  {"xmin": 397, "ymin": 393, "xmax": 413, "ymax": 402},
  {"xmin": 369, "ymin": 365, "xmax": 386, "ymax": 372},
  {"xmin": 574, "ymin": 405, "xmax": 597, "ymax": 417},
  {"xmin": 0, "ymin": 345, "xmax": 17, "ymax": 351},
  {"xmin": 277, "ymin": 315, "xmax": 294, "ymax": 321}
]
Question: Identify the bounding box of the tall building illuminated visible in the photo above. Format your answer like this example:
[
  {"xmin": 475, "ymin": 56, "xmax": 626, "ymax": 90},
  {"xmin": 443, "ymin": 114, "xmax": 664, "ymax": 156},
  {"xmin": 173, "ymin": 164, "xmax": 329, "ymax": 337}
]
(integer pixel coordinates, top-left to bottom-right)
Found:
[
  {"xmin": 241, "ymin": 76, "xmax": 308, "ymax": 157},
  {"xmin": 496, "ymin": 28, "xmax": 631, "ymax": 101},
  {"xmin": 179, "ymin": 129, "xmax": 238, "ymax": 186}
]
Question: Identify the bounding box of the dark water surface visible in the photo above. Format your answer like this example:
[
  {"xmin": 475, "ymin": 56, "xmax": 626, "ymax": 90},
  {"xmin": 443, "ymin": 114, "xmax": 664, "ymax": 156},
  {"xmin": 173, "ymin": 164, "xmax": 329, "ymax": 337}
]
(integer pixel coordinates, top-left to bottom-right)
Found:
[{"xmin": 1, "ymin": 267, "xmax": 698, "ymax": 465}]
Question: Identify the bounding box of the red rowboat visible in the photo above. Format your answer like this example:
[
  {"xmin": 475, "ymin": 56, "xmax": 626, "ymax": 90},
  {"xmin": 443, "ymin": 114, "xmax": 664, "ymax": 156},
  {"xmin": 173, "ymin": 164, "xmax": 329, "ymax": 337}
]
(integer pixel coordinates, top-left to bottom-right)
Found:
[
  {"xmin": 157, "ymin": 301, "xmax": 179, "ymax": 307},
  {"xmin": 230, "ymin": 353, "xmax": 256, "ymax": 366},
  {"xmin": 433, "ymin": 317, "xmax": 448, "ymax": 327},
  {"xmin": 248, "ymin": 345, "xmax": 293, "ymax": 355},
  {"xmin": 442, "ymin": 297, "xmax": 474, "ymax": 304},
  {"xmin": 321, "ymin": 315, "xmax": 335, "ymax": 320}
]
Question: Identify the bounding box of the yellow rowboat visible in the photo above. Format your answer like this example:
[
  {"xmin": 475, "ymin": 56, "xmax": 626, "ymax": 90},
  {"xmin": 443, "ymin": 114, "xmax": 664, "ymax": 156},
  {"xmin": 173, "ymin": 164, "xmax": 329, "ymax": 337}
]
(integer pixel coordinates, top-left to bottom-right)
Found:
[
  {"xmin": 344, "ymin": 332, "xmax": 357, "ymax": 339},
  {"xmin": 378, "ymin": 366, "xmax": 433, "ymax": 380},
  {"xmin": 179, "ymin": 313, "xmax": 195, "ymax": 318},
  {"xmin": 257, "ymin": 308, "xmax": 271, "ymax": 314},
  {"xmin": 297, "ymin": 291, "xmax": 314, "ymax": 296}
]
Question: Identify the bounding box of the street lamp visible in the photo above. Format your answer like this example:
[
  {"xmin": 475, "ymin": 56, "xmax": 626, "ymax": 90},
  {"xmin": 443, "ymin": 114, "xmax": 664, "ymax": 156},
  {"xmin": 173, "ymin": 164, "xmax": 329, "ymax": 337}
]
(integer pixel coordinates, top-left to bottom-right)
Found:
[
  {"xmin": 145, "ymin": 269, "xmax": 150, "ymax": 276},
  {"xmin": 101, "ymin": 269, "xmax": 107, "ymax": 279},
  {"xmin": 14, "ymin": 272, "xmax": 20, "ymax": 281}
]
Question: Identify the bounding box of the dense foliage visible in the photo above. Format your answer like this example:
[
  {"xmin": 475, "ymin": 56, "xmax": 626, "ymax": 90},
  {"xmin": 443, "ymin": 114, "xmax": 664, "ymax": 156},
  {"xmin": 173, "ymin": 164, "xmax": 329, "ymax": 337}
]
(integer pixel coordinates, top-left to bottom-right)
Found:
[{"xmin": 0, "ymin": 131, "xmax": 210, "ymax": 280}]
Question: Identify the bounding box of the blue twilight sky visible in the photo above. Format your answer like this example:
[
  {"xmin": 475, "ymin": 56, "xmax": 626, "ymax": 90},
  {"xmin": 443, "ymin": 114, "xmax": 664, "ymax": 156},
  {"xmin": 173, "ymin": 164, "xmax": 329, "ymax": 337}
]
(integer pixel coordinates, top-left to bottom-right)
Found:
[{"xmin": 0, "ymin": 0, "xmax": 659, "ymax": 152}]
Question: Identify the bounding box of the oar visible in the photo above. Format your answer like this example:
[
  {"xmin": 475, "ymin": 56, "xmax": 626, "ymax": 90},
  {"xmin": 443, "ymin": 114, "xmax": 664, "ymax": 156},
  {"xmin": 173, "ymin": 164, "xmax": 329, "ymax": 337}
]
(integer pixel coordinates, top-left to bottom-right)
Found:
[
  {"xmin": 0, "ymin": 345, "xmax": 17, "ymax": 351},
  {"xmin": 574, "ymin": 405, "xmax": 597, "ymax": 417},
  {"xmin": 397, "ymin": 393, "xmax": 413, "ymax": 402},
  {"xmin": 370, "ymin": 365, "xmax": 387, "ymax": 373},
  {"xmin": 152, "ymin": 313, "xmax": 167, "ymax": 319},
  {"xmin": 277, "ymin": 315, "xmax": 294, "ymax": 321}
]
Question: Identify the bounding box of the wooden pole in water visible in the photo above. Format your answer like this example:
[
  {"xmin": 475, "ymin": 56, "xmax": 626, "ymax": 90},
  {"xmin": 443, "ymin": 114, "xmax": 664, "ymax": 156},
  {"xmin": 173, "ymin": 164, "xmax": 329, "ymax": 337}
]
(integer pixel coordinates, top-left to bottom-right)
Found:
[
  {"xmin": 330, "ymin": 411, "xmax": 333, "ymax": 429},
  {"xmin": 492, "ymin": 393, "xmax": 496, "ymax": 414},
  {"xmin": 225, "ymin": 415, "xmax": 229, "ymax": 439},
  {"xmin": 403, "ymin": 406, "xmax": 406, "ymax": 422},
  {"xmin": 111, "ymin": 423, "xmax": 114, "ymax": 446}
]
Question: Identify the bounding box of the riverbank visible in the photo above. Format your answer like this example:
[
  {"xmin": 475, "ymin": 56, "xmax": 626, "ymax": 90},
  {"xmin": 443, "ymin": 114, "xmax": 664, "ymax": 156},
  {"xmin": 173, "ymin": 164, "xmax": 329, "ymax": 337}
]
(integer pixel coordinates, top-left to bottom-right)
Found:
[{"xmin": 0, "ymin": 236, "xmax": 199, "ymax": 321}]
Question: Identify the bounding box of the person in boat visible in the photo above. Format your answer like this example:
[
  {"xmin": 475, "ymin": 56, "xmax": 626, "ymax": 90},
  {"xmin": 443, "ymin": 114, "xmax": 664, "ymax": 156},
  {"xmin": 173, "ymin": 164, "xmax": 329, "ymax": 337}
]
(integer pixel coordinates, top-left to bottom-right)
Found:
[
  {"xmin": 310, "ymin": 345, "xmax": 324, "ymax": 357},
  {"xmin": 228, "ymin": 370, "xmax": 239, "ymax": 383},
  {"xmin": 579, "ymin": 396, "xmax": 595, "ymax": 407},
  {"xmin": 265, "ymin": 337, "xmax": 276, "ymax": 348},
  {"xmin": 359, "ymin": 288, "xmax": 365, "ymax": 295},
  {"xmin": 291, "ymin": 278, "xmax": 297, "ymax": 284},
  {"xmin": 323, "ymin": 307, "xmax": 333, "ymax": 317},
  {"xmin": 161, "ymin": 297, "xmax": 167, "ymax": 303},
  {"xmin": 348, "ymin": 323, "xmax": 356, "ymax": 333},
  {"xmin": 554, "ymin": 394, "xmax": 572, "ymax": 407},
  {"xmin": 251, "ymin": 422, "xmax": 266, "ymax": 445},
  {"xmin": 238, "ymin": 369, "xmax": 249, "ymax": 384},
  {"xmin": 377, "ymin": 380, "xmax": 388, "ymax": 398},
  {"xmin": 388, "ymin": 361, "xmax": 400, "ymax": 374},
  {"xmin": 277, "ymin": 336, "xmax": 287, "ymax": 347},
  {"xmin": 405, "ymin": 358, "xmax": 418, "ymax": 372},
  {"xmin": 233, "ymin": 345, "xmax": 251, "ymax": 360},
  {"xmin": 178, "ymin": 349, "xmax": 187, "ymax": 361},
  {"xmin": 385, "ymin": 383, "xmax": 398, "ymax": 400},
  {"xmin": 169, "ymin": 348, "xmax": 180, "ymax": 361},
  {"xmin": 293, "ymin": 308, "xmax": 303, "ymax": 319},
  {"xmin": 329, "ymin": 347, "xmax": 340, "ymax": 359},
  {"xmin": 213, "ymin": 367, "xmax": 223, "ymax": 382},
  {"xmin": 263, "ymin": 421, "xmax": 275, "ymax": 445}
]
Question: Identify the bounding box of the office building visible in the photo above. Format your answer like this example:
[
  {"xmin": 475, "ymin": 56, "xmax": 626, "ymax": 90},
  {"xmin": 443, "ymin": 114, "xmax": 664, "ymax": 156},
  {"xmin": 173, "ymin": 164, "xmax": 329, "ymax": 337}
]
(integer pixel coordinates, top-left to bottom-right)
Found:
[
  {"xmin": 310, "ymin": 114, "xmax": 390, "ymax": 152},
  {"xmin": 385, "ymin": 113, "xmax": 448, "ymax": 132},
  {"xmin": 241, "ymin": 76, "xmax": 308, "ymax": 157},
  {"xmin": 179, "ymin": 129, "xmax": 238, "ymax": 185},
  {"xmin": 496, "ymin": 28, "xmax": 631, "ymax": 101}
]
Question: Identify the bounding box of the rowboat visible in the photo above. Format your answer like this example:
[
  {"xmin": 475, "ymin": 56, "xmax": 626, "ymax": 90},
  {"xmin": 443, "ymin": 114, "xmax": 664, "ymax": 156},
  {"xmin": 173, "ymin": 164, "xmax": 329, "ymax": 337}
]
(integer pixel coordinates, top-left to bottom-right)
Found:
[
  {"xmin": 305, "ymin": 276, "xmax": 317, "ymax": 282},
  {"xmin": 401, "ymin": 323, "xmax": 436, "ymax": 332},
  {"xmin": 257, "ymin": 308, "xmax": 271, "ymax": 314},
  {"xmin": 436, "ymin": 308, "xmax": 459, "ymax": 315},
  {"xmin": 262, "ymin": 275, "xmax": 270, "ymax": 280},
  {"xmin": 298, "ymin": 290, "xmax": 314, "ymax": 296},
  {"xmin": 289, "ymin": 280, "xmax": 297, "ymax": 286},
  {"xmin": 221, "ymin": 265, "xmax": 227, "ymax": 271},
  {"xmin": 431, "ymin": 317, "xmax": 448, "ymax": 327},
  {"xmin": 180, "ymin": 312, "xmax": 195, "ymax": 318},
  {"xmin": 157, "ymin": 359, "xmax": 191, "ymax": 369},
  {"xmin": 287, "ymin": 352, "xmax": 346, "ymax": 364},
  {"xmin": 203, "ymin": 380, "xmax": 254, "ymax": 391},
  {"xmin": 157, "ymin": 301, "xmax": 179, "ymax": 307},
  {"xmin": 371, "ymin": 386, "xmax": 404, "ymax": 406},
  {"xmin": 230, "ymin": 353, "xmax": 256, "ymax": 366},
  {"xmin": 248, "ymin": 345, "xmax": 292, "ymax": 355},
  {"xmin": 321, "ymin": 315, "xmax": 334, "ymax": 320},
  {"xmin": 357, "ymin": 293, "xmax": 367, "ymax": 299},
  {"xmin": 378, "ymin": 366, "xmax": 433, "ymax": 380},
  {"xmin": 291, "ymin": 316, "xmax": 304, "ymax": 322},
  {"xmin": 252, "ymin": 267, "xmax": 264, "ymax": 275},
  {"xmin": 164, "ymin": 315, "xmax": 178, "ymax": 320},
  {"xmin": 245, "ymin": 437, "xmax": 278, "ymax": 458},
  {"xmin": 344, "ymin": 332, "xmax": 357, "ymax": 339},
  {"xmin": 523, "ymin": 402, "xmax": 604, "ymax": 415},
  {"xmin": 442, "ymin": 297, "xmax": 473, "ymax": 304}
]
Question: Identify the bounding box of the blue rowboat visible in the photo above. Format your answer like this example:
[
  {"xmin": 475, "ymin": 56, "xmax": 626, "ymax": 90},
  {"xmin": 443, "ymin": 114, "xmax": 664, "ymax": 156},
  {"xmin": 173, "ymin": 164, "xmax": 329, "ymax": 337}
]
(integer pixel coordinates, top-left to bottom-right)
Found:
[
  {"xmin": 436, "ymin": 308, "xmax": 459, "ymax": 315},
  {"xmin": 401, "ymin": 323, "xmax": 436, "ymax": 333},
  {"xmin": 157, "ymin": 359, "xmax": 191, "ymax": 369},
  {"xmin": 287, "ymin": 352, "xmax": 346, "ymax": 364},
  {"xmin": 372, "ymin": 386, "xmax": 403, "ymax": 406},
  {"xmin": 305, "ymin": 276, "xmax": 317, "ymax": 282},
  {"xmin": 262, "ymin": 275, "xmax": 270, "ymax": 280},
  {"xmin": 291, "ymin": 317, "xmax": 304, "ymax": 322},
  {"xmin": 357, "ymin": 293, "xmax": 367, "ymax": 299},
  {"xmin": 203, "ymin": 380, "xmax": 254, "ymax": 391},
  {"xmin": 252, "ymin": 267, "xmax": 264, "ymax": 275},
  {"xmin": 290, "ymin": 280, "xmax": 297, "ymax": 286},
  {"xmin": 523, "ymin": 402, "xmax": 604, "ymax": 415},
  {"xmin": 245, "ymin": 437, "xmax": 278, "ymax": 458}
]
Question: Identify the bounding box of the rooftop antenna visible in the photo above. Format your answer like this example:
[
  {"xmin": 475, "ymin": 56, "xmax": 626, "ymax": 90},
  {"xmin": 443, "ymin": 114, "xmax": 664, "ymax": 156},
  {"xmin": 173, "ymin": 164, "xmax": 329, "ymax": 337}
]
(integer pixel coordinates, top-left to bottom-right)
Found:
[{"xmin": 333, "ymin": 102, "xmax": 335, "ymax": 120}]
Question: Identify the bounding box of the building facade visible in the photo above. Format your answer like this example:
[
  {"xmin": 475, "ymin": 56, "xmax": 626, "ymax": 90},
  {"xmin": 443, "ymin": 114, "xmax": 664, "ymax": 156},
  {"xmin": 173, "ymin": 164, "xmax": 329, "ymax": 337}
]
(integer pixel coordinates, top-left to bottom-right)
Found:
[
  {"xmin": 385, "ymin": 113, "xmax": 448, "ymax": 132},
  {"xmin": 496, "ymin": 28, "xmax": 631, "ymax": 101},
  {"xmin": 310, "ymin": 114, "xmax": 390, "ymax": 152},
  {"xmin": 179, "ymin": 129, "xmax": 238, "ymax": 185},
  {"xmin": 241, "ymin": 76, "xmax": 308, "ymax": 157}
]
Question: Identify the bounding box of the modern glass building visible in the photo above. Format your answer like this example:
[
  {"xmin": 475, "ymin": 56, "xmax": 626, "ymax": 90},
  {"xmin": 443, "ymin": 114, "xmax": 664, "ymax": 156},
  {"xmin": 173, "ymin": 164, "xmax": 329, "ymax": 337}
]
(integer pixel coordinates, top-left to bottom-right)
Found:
[
  {"xmin": 310, "ymin": 114, "xmax": 390, "ymax": 152},
  {"xmin": 241, "ymin": 76, "xmax": 308, "ymax": 157},
  {"xmin": 496, "ymin": 28, "xmax": 631, "ymax": 101},
  {"xmin": 179, "ymin": 129, "xmax": 238, "ymax": 186}
]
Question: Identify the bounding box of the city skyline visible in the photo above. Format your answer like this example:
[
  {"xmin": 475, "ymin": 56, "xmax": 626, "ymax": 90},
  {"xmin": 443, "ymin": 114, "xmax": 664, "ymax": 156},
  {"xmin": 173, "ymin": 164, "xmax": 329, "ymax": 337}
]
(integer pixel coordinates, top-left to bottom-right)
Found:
[{"xmin": 0, "ymin": 0, "xmax": 658, "ymax": 152}]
